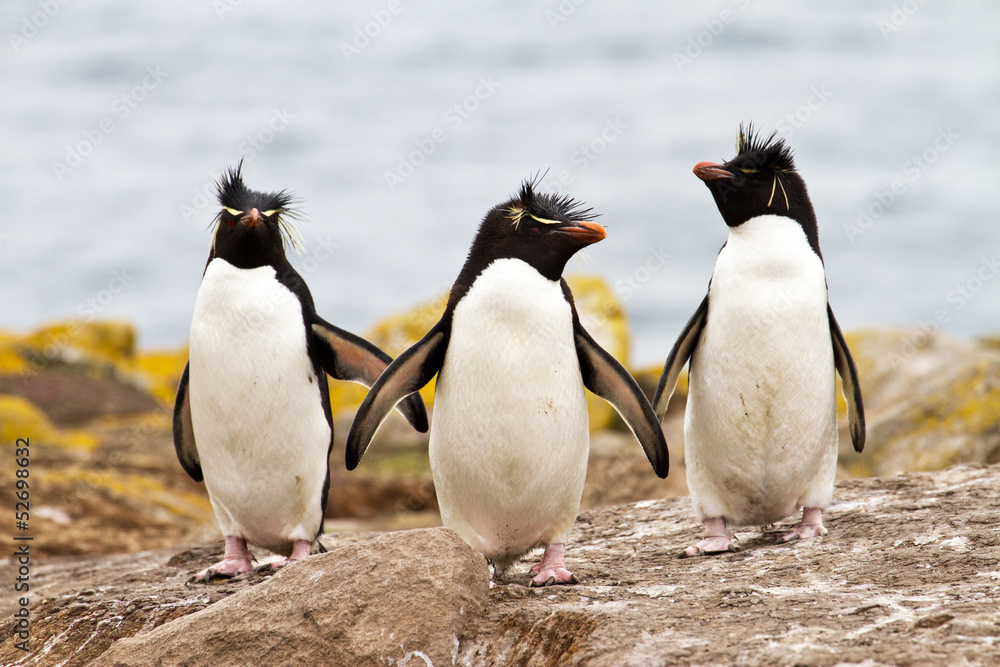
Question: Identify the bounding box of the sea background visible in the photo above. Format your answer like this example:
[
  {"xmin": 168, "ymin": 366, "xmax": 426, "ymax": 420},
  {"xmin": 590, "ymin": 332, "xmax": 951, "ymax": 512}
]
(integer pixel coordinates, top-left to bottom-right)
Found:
[{"xmin": 2, "ymin": 1, "xmax": 998, "ymax": 366}]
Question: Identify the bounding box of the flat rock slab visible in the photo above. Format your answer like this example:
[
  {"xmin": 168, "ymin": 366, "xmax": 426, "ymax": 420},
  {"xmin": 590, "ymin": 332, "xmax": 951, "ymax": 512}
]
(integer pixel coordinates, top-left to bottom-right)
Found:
[
  {"xmin": 92, "ymin": 528, "xmax": 488, "ymax": 667},
  {"xmin": 461, "ymin": 463, "xmax": 1000, "ymax": 666},
  {"xmin": 2, "ymin": 465, "xmax": 999, "ymax": 666}
]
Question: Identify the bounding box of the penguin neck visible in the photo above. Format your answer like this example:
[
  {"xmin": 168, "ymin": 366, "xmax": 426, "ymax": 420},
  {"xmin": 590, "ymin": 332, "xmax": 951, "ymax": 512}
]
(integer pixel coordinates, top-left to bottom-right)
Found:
[
  {"xmin": 713, "ymin": 215, "xmax": 828, "ymax": 293},
  {"xmin": 727, "ymin": 214, "xmax": 823, "ymax": 265},
  {"xmin": 203, "ymin": 249, "xmax": 315, "ymax": 317},
  {"xmin": 450, "ymin": 250, "xmax": 568, "ymax": 312},
  {"xmin": 449, "ymin": 256, "xmax": 564, "ymax": 314},
  {"xmin": 211, "ymin": 247, "xmax": 288, "ymax": 272}
]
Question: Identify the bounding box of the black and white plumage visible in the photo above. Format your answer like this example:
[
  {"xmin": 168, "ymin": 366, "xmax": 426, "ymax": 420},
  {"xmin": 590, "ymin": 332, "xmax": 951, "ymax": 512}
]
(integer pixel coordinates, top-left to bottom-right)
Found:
[
  {"xmin": 347, "ymin": 178, "xmax": 669, "ymax": 586},
  {"xmin": 652, "ymin": 125, "xmax": 864, "ymax": 557},
  {"xmin": 173, "ymin": 164, "xmax": 427, "ymax": 582}
]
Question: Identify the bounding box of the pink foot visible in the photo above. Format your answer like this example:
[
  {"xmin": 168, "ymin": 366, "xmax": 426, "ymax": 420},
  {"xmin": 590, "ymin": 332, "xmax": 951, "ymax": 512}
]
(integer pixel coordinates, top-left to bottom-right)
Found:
[
  {"xmin": 529, "ymin": 543, "xmax": 579, "ymax": 587},
  {"xmin": 781, "ymin": 507, "xmax": 827, "ymax": 543},
  {"xmin": 190, "ymin": 536, "xmax": 253, "ymax": 583},
  {"xmin": 679, "ymin": 517, "xmax": 739, "ymax": 558},
  {"xmin": 254, "ymin": 539, "xmax": 314, "ymax": 572}
]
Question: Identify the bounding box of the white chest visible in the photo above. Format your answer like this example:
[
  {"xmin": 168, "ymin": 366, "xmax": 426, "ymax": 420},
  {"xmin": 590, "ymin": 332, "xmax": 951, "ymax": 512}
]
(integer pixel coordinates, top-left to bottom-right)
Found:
[
  {"xmin": 685, "ymin": 215, "xmax": 839, "ymax": 524},
  {"xmin": 700, "ymin": 215, "xmax": 831, "ymax": 373},
  {"xmin": 186, "ymin": 259, "xmax": 330, "ymax": 547},
  {"xmin": 438, "ymin": 258, "xmax": 586, "ymax": 429},
  {"xmin": 430, "ymin": 259, "xmax": 590, "ymax": 556}
]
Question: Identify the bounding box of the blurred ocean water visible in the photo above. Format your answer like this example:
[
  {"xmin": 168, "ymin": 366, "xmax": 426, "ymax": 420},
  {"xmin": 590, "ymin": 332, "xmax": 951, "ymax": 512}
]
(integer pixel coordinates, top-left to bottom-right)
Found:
[{"xmin": 2, "ymin": 1, "xmax": 998, "ymax": 364}]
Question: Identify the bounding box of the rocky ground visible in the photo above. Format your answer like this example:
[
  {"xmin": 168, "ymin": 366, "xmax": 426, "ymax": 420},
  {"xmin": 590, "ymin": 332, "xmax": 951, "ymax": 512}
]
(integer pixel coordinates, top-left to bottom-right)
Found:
[
  {"xmin": 1, "ymin": 464, "xmax": 998, "ymax": 666},
  {"xmin": 1, "ymin": 302, "xmax": 999, "ymax": 665}
]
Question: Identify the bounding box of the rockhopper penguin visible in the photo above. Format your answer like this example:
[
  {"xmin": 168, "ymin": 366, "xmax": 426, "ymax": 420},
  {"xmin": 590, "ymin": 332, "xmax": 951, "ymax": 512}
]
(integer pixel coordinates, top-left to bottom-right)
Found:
[
  {"xmin": 174, "ymin": 164, "xmax": 428, "ymax": 582},
  {"xmin": 653, "ymin": 125, "xmax": 865, "ymax": 557},
  {"xmin": 347, "ymin": 178, "xmax": 669, "ymax": 586}
]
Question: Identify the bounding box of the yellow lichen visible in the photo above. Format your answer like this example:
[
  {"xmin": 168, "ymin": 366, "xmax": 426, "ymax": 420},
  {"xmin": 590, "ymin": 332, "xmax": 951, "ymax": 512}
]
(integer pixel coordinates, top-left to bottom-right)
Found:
[
  {"xmin": 0, "ymin": 330, "xmax": 29, "ymax": 373},
  {"xmin": 862, "ymin": 356, "xmax": 1000, "ymax": 476},
  {"xmin": 22, "ymin": 320, "xmax": 136, "ymax": 366},
  {"xmin": 38, "ymin": 468, "xmax": 212, "ymax": 521},
  {"xmin": 896, "ymin": 361, "xmax": 1000, "ymax": 439},
  {"xmin": 327, "ymin": 379, "xmax": 372, "ymax": 417},
  {"xmin": 87, "ymin": 410, "xmax": 172, "ymax": 433},
  {"xmin": 128, "ymin": 346, "xmax": 189, "ymax": 405},
  {"xmin": 0, "ymin": 394, "xmax": 99, "ymax": 450},
  {"xmin": 566, "ymin": 275, "xmax": 631, "ymax": 431}
]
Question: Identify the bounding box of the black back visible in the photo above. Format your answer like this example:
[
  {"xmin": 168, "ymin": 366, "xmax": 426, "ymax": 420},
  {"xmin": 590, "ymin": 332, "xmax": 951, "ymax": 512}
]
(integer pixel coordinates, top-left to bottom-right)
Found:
[{"xmin": 701, "ymin": 124, "xmax": 822, "ymax": 260}]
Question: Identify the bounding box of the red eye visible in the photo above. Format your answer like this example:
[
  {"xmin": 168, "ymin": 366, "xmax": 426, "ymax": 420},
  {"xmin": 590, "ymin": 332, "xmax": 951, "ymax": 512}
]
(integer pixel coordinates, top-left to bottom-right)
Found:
[{"xmin": 227, "ymin": 220, "xmax": 235, "ymax": 227}]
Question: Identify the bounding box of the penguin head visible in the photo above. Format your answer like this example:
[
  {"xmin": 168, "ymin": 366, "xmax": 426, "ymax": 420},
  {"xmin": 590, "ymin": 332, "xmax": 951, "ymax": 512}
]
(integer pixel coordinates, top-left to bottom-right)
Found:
[
  {"xmin": 693, "ymin": 124, "xmax": 819, "ymax": 250},
  {"xmin": 209, "ymin": 162, "xmax": 302, "ymax": 269},
  {"xmin": 465, "ymin": 177, "xmax": 607, "ymax": 282}
]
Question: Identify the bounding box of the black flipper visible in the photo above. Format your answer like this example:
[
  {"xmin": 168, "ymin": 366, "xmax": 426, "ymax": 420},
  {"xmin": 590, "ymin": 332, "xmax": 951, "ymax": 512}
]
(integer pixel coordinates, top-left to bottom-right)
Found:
[
  {"xmin": 652, "ymin": 295, "xmax": 709, "ymax": 421},
  {"xmin": 172, "ymin": 362, "xmax": 203, "ymax": 482},
  {"xmin": 345, "ymin": 320, "xmax": 450, "ymax": 470},
  {"xmin": 574, "ymin": 323, "xmax": 670, "ymax": 479},
  {"xmin": 828, "ymin": 304, "xmax": 866, "ymax": 453},
  {"xmin": 310, "ymin": 318, "xmax": 428, "ymax": 433}
]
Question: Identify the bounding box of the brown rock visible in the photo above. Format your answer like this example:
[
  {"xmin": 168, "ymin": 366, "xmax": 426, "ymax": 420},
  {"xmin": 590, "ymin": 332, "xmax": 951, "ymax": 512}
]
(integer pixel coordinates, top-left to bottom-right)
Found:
[
  {"xmin": 91, "ymin": 528, "xmax": 489, "ymax": 667},
  {"xmin": 0, "ymin": 546, "xmax": 263, "ymax": 667},
  {"xmin": 2, "ymin": 465, "xmax": 998, "ymax": 667},
  {"xmin": 842, "ymin": 329, "xmax": 1000, "ymax": 476},
  {"xmin": 0, "ymin": 410, "xmax": 216, "ymax": 558},
  {"xmin": 457, "ymin": 463, "xmax": 1000, "ymax": 666},
  {"xmin": 0, "ymin": 369, "xmax": 160, "ymax": 427}
]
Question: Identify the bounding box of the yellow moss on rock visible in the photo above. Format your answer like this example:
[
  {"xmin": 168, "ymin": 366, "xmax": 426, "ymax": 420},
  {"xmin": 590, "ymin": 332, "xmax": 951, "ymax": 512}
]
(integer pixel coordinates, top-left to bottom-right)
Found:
[
  {"xmin": 38, "ymin": 467, "xmax": 213, "ymax": 522},
  {"xmin": 0, "ymin": 330, "xmax": 29, "ymax": 373},
  {"xmin": 327, "ymin": 380, "xmax": 373, "ymax": 418},
  {"xmin": 0, "ymin": 395, "xmax": 98, "ymax": 450},
  {"xmin": 22, "ymin": 320, "xmax": 136, "ymax": 366},
  {"xmin": 889, "ymin": 360, "xmax": 1000, "ymax": 457},
  {"xmin": 841, "ymin": 329, "xmax": 1000, "ymax": 478},
  {"xmin": 566, "ymin": 275, "xmax": 632, "ymax": 431},
  {"xmin": 129, "ymin": 347, "xmax": 189, "ymax": 405},
  {"xmin": 2, "ymin": 321, "xmax": 189, "ymax": 409}
]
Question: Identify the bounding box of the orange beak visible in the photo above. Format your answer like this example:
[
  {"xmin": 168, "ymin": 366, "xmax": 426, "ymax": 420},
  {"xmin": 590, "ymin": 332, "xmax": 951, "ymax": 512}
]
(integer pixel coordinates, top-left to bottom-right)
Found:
[
  {"xmin": 240, "ymin": 208, "xmax": 263, "ymax": 228},
  {"xmin": 693, "ymin": 161, "xmax": 734, "ymax": 181},
  {"xmin": 555, "ymin": 220, "xmax": 607, "ymax": 244}
]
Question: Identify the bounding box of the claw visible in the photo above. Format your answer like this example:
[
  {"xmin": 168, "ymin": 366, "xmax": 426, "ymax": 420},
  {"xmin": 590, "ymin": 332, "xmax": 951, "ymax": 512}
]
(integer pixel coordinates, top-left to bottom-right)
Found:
[
  {"xmin": 188, "ymin": 536, "xmax": 253, "ymax": 584},
  {"xmin": 678, "ymin": 540, "xmax": 740, "ymax": 559},
  {"xmin": 528, "ymin": 543, "xmax": 579, "ymax": 587},
  {"xmin": 252, "ymin": 539, "xmax": 314, "ymax": 573},
  {"xmin": 780, "ymin": 507, "xmax": 828, "ymax": 543},
  {"xmin": 679, "ymin": 517, "xmax": 739, "ymax": 559},
  {"xmin": 189, "ymin": 560, "xmax": 252, "ymax": 583},
  {"xmin": 253, "ymin": 560, "xmax": 283, "ymax": 573}
]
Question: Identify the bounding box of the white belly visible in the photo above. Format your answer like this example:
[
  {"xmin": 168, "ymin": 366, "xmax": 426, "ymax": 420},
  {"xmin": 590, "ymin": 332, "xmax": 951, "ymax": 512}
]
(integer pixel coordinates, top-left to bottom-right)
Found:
[
  {"xmin": 685, "ymin": 215, "xmax": 838, "ymax": 526},
  {"xmin": 188, "ymin": 259, "xmax": 330, "ymax": 554},
  {"xmin": 430, "ymin": 259, "xmax": 590, "ymax": 560}
]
